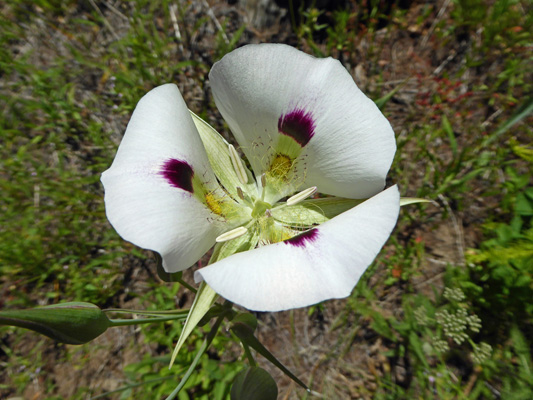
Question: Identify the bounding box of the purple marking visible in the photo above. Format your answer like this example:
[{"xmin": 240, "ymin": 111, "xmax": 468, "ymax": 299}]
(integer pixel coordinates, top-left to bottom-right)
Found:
[
  {"xmin": 284, "ymin": 228, "xmax": 319, "ymax": 248},
  {"xmin": 160, "ymin": 158, "xmax": 194, "ymax": 193},
  {"xmin": 278, "ymin": 109, "xmax": 315, "ymax": 147}
]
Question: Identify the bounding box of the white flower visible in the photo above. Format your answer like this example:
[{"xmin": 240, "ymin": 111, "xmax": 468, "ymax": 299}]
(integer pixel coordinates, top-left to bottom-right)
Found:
[{"xmin": 101, "ymin": 44, "xmax": 399, "ymax": 312}]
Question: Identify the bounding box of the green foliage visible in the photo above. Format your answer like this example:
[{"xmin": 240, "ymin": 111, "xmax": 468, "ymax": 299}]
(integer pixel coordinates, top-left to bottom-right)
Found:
[
  {"xmin": 231, "ymin": 367, "xmax": 278, "ymax": 400},
  {"xmin": 1, "ymin": 0, "xmax": 532, "ymax": 398},
  {"xmin": 454, "ymin": 163, "xmax": 533, "ymax": 339}
]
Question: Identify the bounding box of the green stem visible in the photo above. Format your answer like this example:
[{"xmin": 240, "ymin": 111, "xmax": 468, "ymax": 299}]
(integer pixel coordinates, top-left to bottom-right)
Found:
[
  {"xmin": 90, "ymin": 375, "xmax": 177, "ymax": 399},
  {"xmin": 242, "ymin": 342, "xmax": 257, "ymax": 367},
  {"xmin": 175, "ymin": 275, "xmax": 197, "ymax": 293},
  {"xmin": 165, "ymin": 304, "xmax": 229, "ymax": 400},
  {"xmin": 104, "ymin": 308, "xmax": 190, "ymax": 316},
  {"xmin": 108, "ymin": 315, "xmax": 187, "ymax": 327}
]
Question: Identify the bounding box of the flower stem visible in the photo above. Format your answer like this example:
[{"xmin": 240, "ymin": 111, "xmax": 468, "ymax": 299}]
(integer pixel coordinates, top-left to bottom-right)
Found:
[
  {"xmin": 108, "ymin": 315, "xmax": 187, "ymax": 327},
  {"xmin": 104, "ymin": 308, "xmax": 190, "ymax": 316},
  {"xmin": 242, "ymin": 341, "xmax": 257, "ymax": 367},
  {"xmin": 165, "ymin": 302, "xmax": 231, "ymax": 400}
]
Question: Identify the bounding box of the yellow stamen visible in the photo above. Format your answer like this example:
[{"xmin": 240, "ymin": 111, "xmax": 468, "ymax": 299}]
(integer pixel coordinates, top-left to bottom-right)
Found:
[
  {"xmin": 205, "ymin": 192, "xmax": 223, "ymax": 216},
  {"xmin": 269, "ymin": 153, "xmax": 293, "ymax": 180}
]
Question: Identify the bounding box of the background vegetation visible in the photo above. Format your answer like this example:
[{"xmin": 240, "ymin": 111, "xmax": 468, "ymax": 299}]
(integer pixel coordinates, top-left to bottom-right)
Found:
[{"xmin": 1, "ymin": 0, "xmax": 531, "ymax": 398}]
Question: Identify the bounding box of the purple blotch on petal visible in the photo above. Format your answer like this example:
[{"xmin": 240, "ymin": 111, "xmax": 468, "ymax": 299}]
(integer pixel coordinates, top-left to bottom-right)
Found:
[
  {"xmin": 161, "ymin": 158, "xmax": 194, "ymax": 193},
  {"xmin": 284, "ymin": 228, "xmax": 319, "ymax": 248},
  {"xmin": 278, "ymin": 109, "xmax": 315, "ymax": 147}
]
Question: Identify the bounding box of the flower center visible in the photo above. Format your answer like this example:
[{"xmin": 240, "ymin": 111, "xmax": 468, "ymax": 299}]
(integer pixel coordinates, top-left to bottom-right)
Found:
[
  {"xmin": 268, "ymin": 153, "xmax": 293, "ymax": 180},
  {"xmin": 251, "ymin": 199, "xmax": 272, "ymax": 219}
]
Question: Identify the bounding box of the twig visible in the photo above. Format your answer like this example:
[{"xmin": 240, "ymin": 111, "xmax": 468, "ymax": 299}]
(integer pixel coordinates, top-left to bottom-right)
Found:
[
  {"xmin": 421, "ymin": 0, "xmax": 451, "ymax": 48},
  {"xmin": 102, "ymin": 0, "xmax": 129, "ymax": 22},
  {"xmin": 481, "ymin": 108, "xmax": 503, "ymax": 129},
  {"xmin": 88, "ymin": 0, "xmax": 120, "ymax": 41},
  {"xmin": 201, "ymin": 0, "xmax": 229, "ymax": 44},
  {"xmin": 169, "ymin": 3, "xmax": 184, "ymax": 54},
  {"xmin": 432, "ymin": 51, "xmax": 456, "ymax": 76}
]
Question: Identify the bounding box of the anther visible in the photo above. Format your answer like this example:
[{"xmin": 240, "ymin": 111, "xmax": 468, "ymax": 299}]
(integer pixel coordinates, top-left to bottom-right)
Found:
[
  {"xmin": 236, "ymin": 186, "xmax": 245, "ymax": 200},
  {"xmin": 260, "ymin": 173, "xmax": 267, "ymax": 201},
  {"xmin": 286, "ymin": 186, "xmax": 317, "ymax": 206},
  {"xmin": 215, "ymin": 226, "xmax": 248, "ymax": 243},
  {"xmin": 228, "ymin": 144, "xmax": 248, "ymax": 185}
]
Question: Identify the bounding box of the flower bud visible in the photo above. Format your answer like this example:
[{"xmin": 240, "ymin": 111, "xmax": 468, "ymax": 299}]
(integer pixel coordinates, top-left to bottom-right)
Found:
[{"xmin": 0, "ymin": 302, "xmax": 110, "ymax": 345}]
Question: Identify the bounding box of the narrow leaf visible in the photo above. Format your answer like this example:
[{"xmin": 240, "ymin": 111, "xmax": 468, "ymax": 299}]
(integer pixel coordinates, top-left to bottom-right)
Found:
[
  {"xmin": 166, "ymin": 309, "xmax": 228, "ymax": 400},
  {"xmin": 169, "ymin": 282, "xmax": 218, "ymax": 368},
  {"xmin": 442, "ymin": 114, "xmax": 457, "ymax": 157},
  {"xmin": 231, "ymin": 322, "xmax": 308, "ymax": 390},
  {"xmin": 482, "ymin": 96, "xmax": 533, "ymax": 147},
  {"xmin": 374, "ymin": 79, "xmax": 408, "ymax": 110}
]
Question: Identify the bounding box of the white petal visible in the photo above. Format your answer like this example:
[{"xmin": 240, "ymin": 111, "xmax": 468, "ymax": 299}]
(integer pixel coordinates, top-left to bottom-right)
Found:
[
  {"xmin": 102, "ymin": 84, "xmax": 227, "ymax": 272},
  {"xmin": 209, "ymin": 44, "xmax": 396, "ymax": 199},
  {"xmin": 195, "ymin": 185, "xmax": 400, "ymax": 311}
]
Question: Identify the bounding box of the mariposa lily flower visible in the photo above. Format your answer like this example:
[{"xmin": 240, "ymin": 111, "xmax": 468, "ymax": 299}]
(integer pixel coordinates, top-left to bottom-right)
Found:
[{"xmin": 101, "ymin": 44, "xmax": 399, "ymax": 312}]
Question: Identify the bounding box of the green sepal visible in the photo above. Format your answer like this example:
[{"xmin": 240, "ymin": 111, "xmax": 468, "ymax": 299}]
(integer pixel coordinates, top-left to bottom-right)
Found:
[
  {"xmin": 272, "ymin": 197, "xmax": 363, "ymax": 226},
  {"xmin": 231, "ymin": 367, "xmax": 278, "ymax": 400},
  {"xmin": 230, "ymin": 319, "xmax": 308, "ymax": 391},
  {"xmin": 169, "ymin": 282, "xmax": 218, "ymax": 368},
  {"xmin": 190, "ymin": 111, "xmax": 257, "ymax": 199},
  {"xmin": 0, "ymin": 302, "xmax": 110, "ymax": 345}
]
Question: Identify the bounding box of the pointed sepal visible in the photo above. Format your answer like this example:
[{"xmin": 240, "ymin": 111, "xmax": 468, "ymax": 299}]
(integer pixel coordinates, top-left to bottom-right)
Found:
[{"xmin": 169, "ymin": 282, "xmax": 218, "ymax": 368}]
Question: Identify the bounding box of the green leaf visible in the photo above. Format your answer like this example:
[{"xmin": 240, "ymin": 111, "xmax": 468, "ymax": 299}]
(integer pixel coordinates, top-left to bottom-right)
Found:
[
  {"xmin": 0, "ymin": 302, "xmax": 110, "ymax": 345},
  {"xmin": 169, "ymin": 282, "xmax": 218, "ymax": 368},
  {"xmin": 230, "ymin": 320, "xmax": 308, "ymax": 391},
  {"xmin": 231, "ymin": 367, "xmax": 278, "ymax": 400},
  {"xmin": 482, "ymin": 96, "xmax": 533, "ymax": 147},
  {"xmin": 408, "ymin": 331, "xmax": 429, "ymax": 368},
  {"xmin": 374, "ymin": 79, "xmax": 408, "ymax": 110},
  {"xmin": 516, "ymin": 192, "xmax": 533, "ymax": 216},
  {"xmin": 510, "ymin": 325, "xmax": 533, "ymax": 381},
  {"xmin": 442, "ymin": 114, "xmax": 458, "ymax": 157},
  {"xmin": 166, "ymin": 306, "xmax": 229, "ymax": 400}
]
